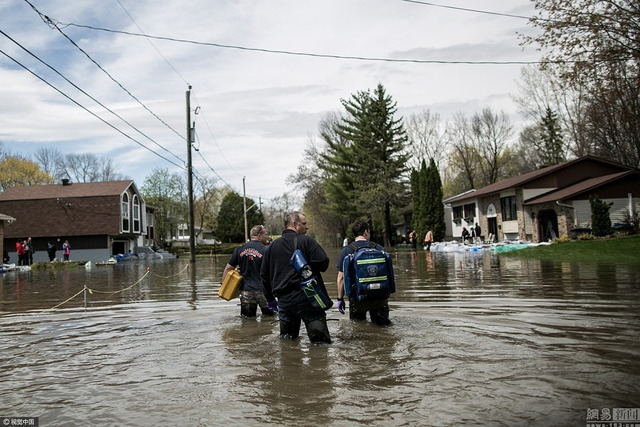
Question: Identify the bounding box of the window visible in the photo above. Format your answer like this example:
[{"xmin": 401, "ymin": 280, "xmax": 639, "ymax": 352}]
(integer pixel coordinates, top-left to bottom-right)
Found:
[
  {"xmin": 146, "ymin": 211, "xmax": 154, "ymax": 239},
  {"xmin": 121, "ymin": 193, "xmax": 130, "ymax": 232},
  {"xmin": 463, "ymin": 203, "xmax": 476, "ymax": 220},
  {"xmin": 132, "ymin": 195, "xmax": 140, "ymax": 233},
  {"xmin": 501, "ymin": 196, "xmax": 517, "ymax": 221},
  {"xmin": 453, "ymin": 206, "xmax": 463, "ymax": 221}
]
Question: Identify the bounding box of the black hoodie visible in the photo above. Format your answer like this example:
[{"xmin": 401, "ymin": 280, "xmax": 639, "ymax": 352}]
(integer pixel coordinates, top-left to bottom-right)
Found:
[{"xmin": 260, "ymin": 229, "xmax": 330, "ymax": 302}]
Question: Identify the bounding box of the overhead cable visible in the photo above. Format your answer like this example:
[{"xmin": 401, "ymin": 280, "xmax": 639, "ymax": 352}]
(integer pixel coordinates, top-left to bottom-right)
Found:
[
  {"xmin": 59, "ymin": 21, "xmax": 544, "ymax": 65},
  {"xmin": 0, "ymin": 47, "xmax": 186, "ymax": 171},
  {"xmin": 399, "ymin": 0, "xmax": 531, "ymax": 20},
  {"xmin": 191, "ymin": 91, "xmax": 243, "ymax": 180},
  {"xmin": 114, "ymin": 0, "xmax": 190, "ymax": 85},
  {"xmin": 0, "ymin": 29, "xmax": 185, "ymax": 168},
  {"xmin": 24, "ymin": 0, "xmax": 187, "ymax": 147}
]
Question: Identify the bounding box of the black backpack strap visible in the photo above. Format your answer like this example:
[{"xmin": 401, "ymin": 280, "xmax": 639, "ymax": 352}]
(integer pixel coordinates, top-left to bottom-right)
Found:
[{"xmin": 347, "ymin": 243, "xmax": 358, "ymax": 252}]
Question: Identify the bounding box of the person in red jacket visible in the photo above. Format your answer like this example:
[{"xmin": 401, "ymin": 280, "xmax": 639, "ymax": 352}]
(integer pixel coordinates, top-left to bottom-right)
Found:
[{"xmin": 15, "ymin": 239, "xmax": 25, "ymax": 266}]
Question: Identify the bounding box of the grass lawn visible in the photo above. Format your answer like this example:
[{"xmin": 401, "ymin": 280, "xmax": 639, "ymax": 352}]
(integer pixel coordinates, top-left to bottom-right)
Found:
[{"xmin": 501, "ymin": 234, "xmax": 640, "ymax": 264}]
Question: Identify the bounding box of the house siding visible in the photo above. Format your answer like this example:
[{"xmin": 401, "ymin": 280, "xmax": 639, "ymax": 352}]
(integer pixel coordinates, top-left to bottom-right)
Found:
[
  {"xmin": 565, "ymin": 198, "xmax": 640, "ymax": 229},
  {"xmin": 0, "ymin": 196, "xmax": 121, "ymax": 238},
  {"xmin": 573, "ymin": 201, "xmax": 591, "ymax": 228}
]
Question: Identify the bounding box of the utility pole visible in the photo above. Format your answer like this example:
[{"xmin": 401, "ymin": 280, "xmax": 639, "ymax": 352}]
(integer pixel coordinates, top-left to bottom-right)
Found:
[
  {"xmin": 186, "ymin": 85, "xmax": 196, "ymax": 263},
  {"xmin": 243, "ymin": 177, "xmax": 248, "ymax": 242},
  {"xmin": 242, "ymin": 178, "xmax": 259, "ymax": 242}
]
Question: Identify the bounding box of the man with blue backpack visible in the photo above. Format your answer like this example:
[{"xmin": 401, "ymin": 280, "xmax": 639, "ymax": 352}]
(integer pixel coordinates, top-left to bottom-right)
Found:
[{"xmin": 336, "ymin": 220, "xmax": 395, "ymax": 326}]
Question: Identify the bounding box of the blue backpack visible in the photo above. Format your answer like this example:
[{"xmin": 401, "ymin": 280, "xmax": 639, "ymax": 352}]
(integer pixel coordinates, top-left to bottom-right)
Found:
[{"xmin": 342, "ymin": 242, "xmax": 396, "ymax": 301}]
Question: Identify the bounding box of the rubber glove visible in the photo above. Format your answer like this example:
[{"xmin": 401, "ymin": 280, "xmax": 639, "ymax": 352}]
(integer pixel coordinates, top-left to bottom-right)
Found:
[
  {"xmin": 267, "ymin": 300, "xmax": 278, "ymax": 312},
  {"xmin": 337, "ymin": 299, "xmax": 345, "ymax": 314}
]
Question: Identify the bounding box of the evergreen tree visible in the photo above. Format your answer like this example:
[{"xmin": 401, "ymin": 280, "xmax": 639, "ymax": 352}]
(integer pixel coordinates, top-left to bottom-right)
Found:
[
  {"xmin": 318, "ymin": 115, "xmax": 359, "ymax": 223},
  {"xmin": 329, "ymin": 83, "xmax": 409, "ymax": 246},
  {"xmin": 425, "ymin": 158, "xmax": 446, "ymax": 241},
  {"xmin": 590, "ymin": 194, "xmax": 612, "ymax": 237},
  {"xmin": 537, "ymin": 107, "xmax": 565, "ymax": 166},
  {"xmin": 410, "ymin": 164, "xmax": 426, "ymax": 240},
  {"xmin": 215, "ymin": 192, "xmax": 264, "ymax": 243}
]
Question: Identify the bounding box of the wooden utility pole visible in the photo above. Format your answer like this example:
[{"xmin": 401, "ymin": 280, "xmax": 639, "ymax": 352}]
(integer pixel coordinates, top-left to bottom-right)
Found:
[
  {"xmin": 243, "ymin": 177, "xmax": 248, "ymax": 242},
  {"xmin": 186, "ymin": 85, "xmax": 196, "ymax": 263}
]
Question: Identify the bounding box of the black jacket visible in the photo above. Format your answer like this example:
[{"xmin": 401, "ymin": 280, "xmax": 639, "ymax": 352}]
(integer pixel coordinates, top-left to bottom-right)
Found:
[{"xmin": 260, "ymin": 229, "xmax": 330, "ymax": 301}]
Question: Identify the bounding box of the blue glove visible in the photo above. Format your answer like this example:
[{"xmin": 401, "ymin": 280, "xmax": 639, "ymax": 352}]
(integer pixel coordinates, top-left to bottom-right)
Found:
[
  {"xmin": 337, "ymin": 299, "xmax": 345, "ymax": 314},
  {"xmin": 267, "ymin": 300, "xmax": 278, "ymax": 312}
]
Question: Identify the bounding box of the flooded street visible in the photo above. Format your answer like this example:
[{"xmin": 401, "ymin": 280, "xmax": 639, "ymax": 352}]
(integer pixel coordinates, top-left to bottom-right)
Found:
[{"xmin": 1, "ymin": 249, "xmax": 639, "ymax": 426}]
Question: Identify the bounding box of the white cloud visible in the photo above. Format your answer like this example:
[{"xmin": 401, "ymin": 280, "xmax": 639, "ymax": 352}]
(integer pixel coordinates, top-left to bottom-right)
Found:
[{"xmin": 0, "ymin": 0, "xmax": 538, "ymax": 200}]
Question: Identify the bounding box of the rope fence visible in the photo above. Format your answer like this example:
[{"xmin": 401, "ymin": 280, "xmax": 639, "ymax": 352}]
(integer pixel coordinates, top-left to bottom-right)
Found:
[{"xmin": 49, "ymin": 264, "xmax": 191, "ymax": 310}]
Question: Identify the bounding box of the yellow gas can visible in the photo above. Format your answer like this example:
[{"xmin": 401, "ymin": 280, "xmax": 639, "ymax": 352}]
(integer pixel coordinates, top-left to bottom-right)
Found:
[{"xmin": 218, "ymin": 268, "xmax": 242, "ymax": 300}]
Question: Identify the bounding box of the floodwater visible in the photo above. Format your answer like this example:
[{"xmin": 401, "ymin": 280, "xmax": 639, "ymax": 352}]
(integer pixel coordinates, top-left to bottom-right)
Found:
[{"xmin": 1, "ymin": 249, "xmax": 639, "ymax": 426}]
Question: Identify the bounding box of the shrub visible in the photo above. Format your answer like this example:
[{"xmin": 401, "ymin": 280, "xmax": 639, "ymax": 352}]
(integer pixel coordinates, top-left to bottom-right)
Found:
[
  {"xmin": 552, "ymin": 235, "xmax": 572, "ymax": 243},
  {"xmin": 590, "ymin": 194, "xmax": 612, "ymax": 236},
  {"xmin": 577, "ymin": 233, "xmax": 594, "ymax": 240},
  {"xmin": 620, "ymin": 208, "xmax": 640, "ymax": 234}
]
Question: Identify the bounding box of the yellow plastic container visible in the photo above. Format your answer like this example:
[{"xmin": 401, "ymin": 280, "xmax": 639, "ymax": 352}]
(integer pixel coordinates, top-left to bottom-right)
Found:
[{"xmin": 218, "ymin": 268, "xmax": 242, "ymax": 300}]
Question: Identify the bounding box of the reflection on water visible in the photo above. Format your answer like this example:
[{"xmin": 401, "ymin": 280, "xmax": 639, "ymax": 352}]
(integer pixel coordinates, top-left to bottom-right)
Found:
[{"xmin": 1, "ymin": 250, "xmax": 639, "ymax": 426}]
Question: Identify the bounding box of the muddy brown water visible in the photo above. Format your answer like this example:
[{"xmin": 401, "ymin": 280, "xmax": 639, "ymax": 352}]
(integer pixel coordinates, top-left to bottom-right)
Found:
[{"xmin": 1, "ymin": 249, "xmax": 639, "ymax": 426}]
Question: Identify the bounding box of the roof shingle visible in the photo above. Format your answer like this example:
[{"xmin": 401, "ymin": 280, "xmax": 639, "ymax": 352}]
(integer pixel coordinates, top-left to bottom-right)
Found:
[{"xmin": 0, "ymin": 181, "xmax": 136, "ymax": 201}]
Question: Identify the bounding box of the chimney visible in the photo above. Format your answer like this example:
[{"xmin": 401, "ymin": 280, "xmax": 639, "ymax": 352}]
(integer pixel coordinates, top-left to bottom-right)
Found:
[{"xmin": 62, "ymin": 179, "xmax": 71, "ymax": 186}]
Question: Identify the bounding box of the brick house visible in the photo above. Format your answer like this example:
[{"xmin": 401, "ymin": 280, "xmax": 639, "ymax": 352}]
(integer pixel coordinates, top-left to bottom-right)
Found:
[
  {"xmin": 0, "ymin": 180, "xmax": 154, "ymax": 263},
  {"xmin": 1, "ymin": 213, "xmax": 16, "ymax": 263},
  {"xmin": 446, "ymin": 156, "xmax": 640, "ymax": 243}
]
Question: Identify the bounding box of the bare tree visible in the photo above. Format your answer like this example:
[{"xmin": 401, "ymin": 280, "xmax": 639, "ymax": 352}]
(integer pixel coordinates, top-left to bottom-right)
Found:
[
  {"xmin": 471, "ymin": 108, "xmax": 514, "ymax": 185},
  {"xmin": 447, "ymin": 112, "xmax": 479, "ymax": 192},
  {"xmin": 262, "ymin": 192, "xmax": 300, "ymax": 235},
  {"xmin": 446, "ymin": 108, "xmax": 515, "ymax": 194},
  {"xmin": 405, "ymin": 109, "xmax": 448, "ymax": 172},
  {"xmin": 521, "ymin": 0, "xmax": 640, "ymax": 167},
  {"xmin": 0, "ymin": 142, "xmax": 8, "ymax": 159},
  {"xmin": 193, "ymin": 174, "xmax": 221, "ymax": 239},
  {"xmin": 513, "ymin": 66, "xmax": 592, "ymax": 159},
  {"xmin": 33, "ymin": 147, "xmax": 65, "ymax": 181},
  {"xmin": 98, "ymin": 157, "xmax": 125, "ymax": 181},
  {"xmin": 64, "ymin": 153, "xmax": 99, "ymax": 183},
  {"xmin": 39, "ymin": 152, "xmax": 125, "ymax": 183}
]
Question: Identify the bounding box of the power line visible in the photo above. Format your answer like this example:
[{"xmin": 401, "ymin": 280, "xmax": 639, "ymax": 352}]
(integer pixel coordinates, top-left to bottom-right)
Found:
[
  {"xmin": 191, "ymin": 90, "xmax": 243, "ymax": 179},
  {"xmin": 24, "ymin": 0, "xmax": 187, "ymax": 149},
  {"xmin": 22, "ymin": 0, "xmax": 244, "ymax": 195},
  {"xmin": 0, "ymin": 47, "xmax": 186, "ymax": 171},
  {"xmin": 191, "ymin": 129, "xmax": 268, "ymax": 202},
  {"xmin": 6, "ymin": 6, "xmax": 273, "ymax": 203},
  {"xmin": 0, "ymin": 29, "xmax": 186, "ymax": 169},
  {"xmin": 107, "ymin": 3, "xmax": 241, "ymax": 193},
  {"xmin": 59, "ymin": 21, "xmax": 544, "ymax": 65},
  {"xmin": 399, "ymin": 0, "xmax": 531, "ymax": 20},
  {"xmin": 114, "ymin": 0, "xmax": 190, "ymax": 86}
]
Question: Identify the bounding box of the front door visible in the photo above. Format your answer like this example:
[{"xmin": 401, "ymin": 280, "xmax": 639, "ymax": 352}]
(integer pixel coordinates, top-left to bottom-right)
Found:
[
  {"xmin": 488, "ymin": 217, "xmax": 498, "ymax": 240},
  {"xmin": 538, "ymin": 210, "xmax": 559, "ymax": 242}
]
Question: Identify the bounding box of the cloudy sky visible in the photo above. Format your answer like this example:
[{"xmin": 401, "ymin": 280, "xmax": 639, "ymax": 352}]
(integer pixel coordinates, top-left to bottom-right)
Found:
[{"xmin": 0, "ymin": 0, "xmax": 539, "ymax": 202}]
